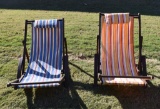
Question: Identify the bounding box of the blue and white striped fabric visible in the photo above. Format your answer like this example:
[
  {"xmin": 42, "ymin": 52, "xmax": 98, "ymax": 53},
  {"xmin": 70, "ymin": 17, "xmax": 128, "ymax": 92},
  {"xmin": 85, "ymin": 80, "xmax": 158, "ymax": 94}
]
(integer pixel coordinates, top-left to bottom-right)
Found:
[
  {"xmin": 18, "ymin": 19, "xmax": 63, "ymax": 88},
  {"xmin": 34, "ymin": 19, "xmax": 58, "ymax": 28}
]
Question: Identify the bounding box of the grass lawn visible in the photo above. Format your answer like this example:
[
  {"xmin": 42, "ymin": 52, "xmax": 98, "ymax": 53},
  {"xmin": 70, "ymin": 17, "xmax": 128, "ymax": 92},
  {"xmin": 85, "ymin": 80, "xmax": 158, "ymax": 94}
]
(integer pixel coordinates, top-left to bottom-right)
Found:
[{"xmin": 0, "ymin": 0, "xmax": 160, "ymax": 109}]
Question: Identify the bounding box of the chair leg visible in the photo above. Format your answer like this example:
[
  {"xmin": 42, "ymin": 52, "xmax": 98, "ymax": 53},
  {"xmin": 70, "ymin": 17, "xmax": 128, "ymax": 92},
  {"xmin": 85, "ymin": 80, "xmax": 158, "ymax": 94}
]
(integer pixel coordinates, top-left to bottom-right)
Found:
[
  {"xmin": 94, "ymin": 54, "xmax": 98, "ymax": 86},
  {"xmin": 64, "ymin": 55, "xmax": 69, "ymax": 87},
  {"xmin": 17, "ymin": 57, "xmax": 23, "ymax": 79},
  {"xmin": 141, "ymin": 55, "xmax": 147, "ymax": 76}
]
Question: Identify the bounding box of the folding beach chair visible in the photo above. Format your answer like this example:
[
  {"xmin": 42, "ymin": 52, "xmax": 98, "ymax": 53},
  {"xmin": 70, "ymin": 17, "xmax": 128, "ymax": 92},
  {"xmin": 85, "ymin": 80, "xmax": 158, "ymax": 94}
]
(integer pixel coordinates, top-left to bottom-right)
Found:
[
  {"xmin": 7, "ymin": 19, "xmax": 68, "ymax": 89},
  {"xmin": 94, "ymin": 13, "xmax": 153, "ymax": 86}
]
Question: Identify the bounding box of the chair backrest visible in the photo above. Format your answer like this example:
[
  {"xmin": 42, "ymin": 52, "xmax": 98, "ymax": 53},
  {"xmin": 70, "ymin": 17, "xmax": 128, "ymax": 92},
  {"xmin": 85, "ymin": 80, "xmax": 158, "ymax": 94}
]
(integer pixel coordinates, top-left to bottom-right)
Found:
[
  {"xmin": 27, "ymin": 19, "xmax": 63, "ymax": 76},
  {"xmin": 100, "ymin": 13, "xmax": 138, "ymax": 77}
]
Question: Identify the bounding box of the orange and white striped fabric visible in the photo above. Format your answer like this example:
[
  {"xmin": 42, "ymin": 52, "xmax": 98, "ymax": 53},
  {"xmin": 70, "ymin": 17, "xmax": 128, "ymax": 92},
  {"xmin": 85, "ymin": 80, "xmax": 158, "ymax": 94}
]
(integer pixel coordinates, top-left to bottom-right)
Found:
[{"xmin": 101, "ymin": 13, "xmax": 146, "ymax": 85}]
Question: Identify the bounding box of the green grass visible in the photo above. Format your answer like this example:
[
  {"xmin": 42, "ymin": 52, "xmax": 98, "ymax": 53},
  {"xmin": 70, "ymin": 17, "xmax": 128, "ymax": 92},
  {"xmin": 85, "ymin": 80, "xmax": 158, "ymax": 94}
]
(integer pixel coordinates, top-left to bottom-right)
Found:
[{"xmin": 0, "ymin": 0, "xmax": 160, "ymax": 109}]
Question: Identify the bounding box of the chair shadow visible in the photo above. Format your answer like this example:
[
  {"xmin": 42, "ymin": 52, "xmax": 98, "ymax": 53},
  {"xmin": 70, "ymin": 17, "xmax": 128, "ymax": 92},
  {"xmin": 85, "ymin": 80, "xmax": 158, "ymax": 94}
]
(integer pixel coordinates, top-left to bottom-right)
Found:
[
  {"xmin": 66, "ymin": 62, "xmax": 160, "ymax": 109},
  {"xmin": 71, "ymin": 81, "xmax": 160, "ymax": 109},
  {"xmin": 69, "ymin": 62, "xmax": 94, "ymax": 78},
  {"xmin": 24, "ymin": 60, "xmax": 159, "ymax": 108},
  {"xmin": 24, "ymin": 61, "xmax": 87, "ymax": 109},
  {"xmin": 24, "ymin": 87, "xmax": 87, "ymax": 109},
  {"xmin": 96, "ymin": 73, "xmax": 160, "ymax": 108},
  {"xmin": 0, "ymin": 0, "xmax": 160, "ymax": 16},
  {"xmin": 27, "ymin": 61, "xmax": 61, "ymax": 78},
  {"xmin": 148, "ymin": 73, "xmax": 160, "ymax": 79},
  {"xmin": 117, "ymin": 85, "xmax": 160, "ymax": 109}
]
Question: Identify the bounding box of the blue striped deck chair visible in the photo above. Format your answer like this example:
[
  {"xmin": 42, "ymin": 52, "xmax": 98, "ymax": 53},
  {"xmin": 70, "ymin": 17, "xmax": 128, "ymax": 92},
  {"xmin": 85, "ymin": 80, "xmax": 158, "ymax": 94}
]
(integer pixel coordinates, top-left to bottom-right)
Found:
[{"xmin": 7, "ymin": 19, "xmax": 69, "ymax": 89}]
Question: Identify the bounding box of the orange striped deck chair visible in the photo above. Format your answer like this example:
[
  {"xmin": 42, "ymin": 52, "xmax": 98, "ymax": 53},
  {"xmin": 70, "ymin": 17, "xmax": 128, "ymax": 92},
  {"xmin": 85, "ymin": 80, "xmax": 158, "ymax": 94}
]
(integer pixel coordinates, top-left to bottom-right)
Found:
[{"xmin": 94, "ymin": 13, "xmax": 153, "ymax": 86}]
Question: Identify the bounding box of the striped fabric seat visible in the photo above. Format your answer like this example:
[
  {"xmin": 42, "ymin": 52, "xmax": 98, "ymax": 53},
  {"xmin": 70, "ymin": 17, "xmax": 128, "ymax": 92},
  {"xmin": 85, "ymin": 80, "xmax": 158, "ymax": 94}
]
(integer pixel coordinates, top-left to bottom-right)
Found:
[
  {"xmin": 18, "ymin": 19, "xmax": 63, "ymax": 88},
  {"xmin": 101, "ymin": 13, "xmax": 146, "ymax": 85}
]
